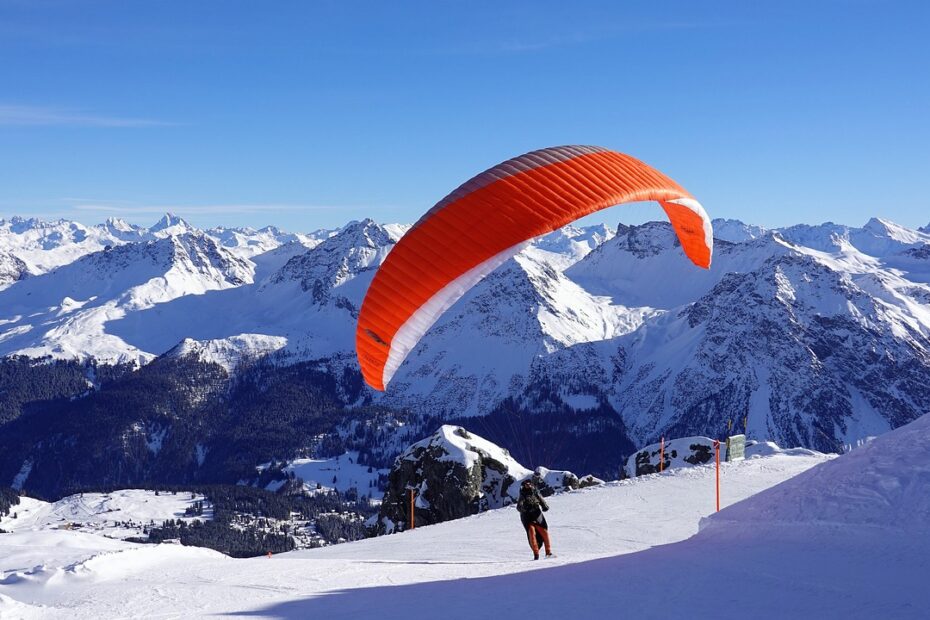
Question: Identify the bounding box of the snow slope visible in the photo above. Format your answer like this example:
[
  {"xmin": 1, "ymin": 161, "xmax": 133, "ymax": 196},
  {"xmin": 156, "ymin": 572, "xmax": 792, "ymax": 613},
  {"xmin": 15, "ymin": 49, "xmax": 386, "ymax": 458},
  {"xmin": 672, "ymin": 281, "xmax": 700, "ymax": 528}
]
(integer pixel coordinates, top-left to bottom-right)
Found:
[
  {"xmin": 0, "ymin": 490, "xmax": 210, "ymax": 540},
  {"xmin": 6, "ymin": 412, "xmax": 926, "ymax": 619},
  {"xmin": 0, "ymin": 438, "xmax": 834, "ymax": 618},
  {"xmin": 0, "ymin": 233, "xmax": 255, "ymax": 364},
  {"xmin": 263, "ymin": 451, "xmax": 388, "ymax": 495}
]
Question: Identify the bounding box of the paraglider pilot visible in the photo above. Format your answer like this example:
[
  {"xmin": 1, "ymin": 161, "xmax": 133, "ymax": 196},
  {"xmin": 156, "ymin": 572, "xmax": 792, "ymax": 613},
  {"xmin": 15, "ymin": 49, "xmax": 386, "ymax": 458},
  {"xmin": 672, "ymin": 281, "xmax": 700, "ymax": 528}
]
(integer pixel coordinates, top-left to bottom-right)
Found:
[{"xmin": 517, "ymin": 479, "xmax": 552, "ymax": 560}]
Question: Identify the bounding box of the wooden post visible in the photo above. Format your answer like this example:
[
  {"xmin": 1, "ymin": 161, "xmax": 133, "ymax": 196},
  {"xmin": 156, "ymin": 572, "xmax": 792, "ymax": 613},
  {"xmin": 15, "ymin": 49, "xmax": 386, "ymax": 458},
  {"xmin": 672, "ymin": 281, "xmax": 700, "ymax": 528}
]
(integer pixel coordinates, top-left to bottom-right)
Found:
[
  {"xmin": 744, "ymin": 415, "xmax": 748, "ymax": 435},
  {"xmin": 659, "ymin": 436, "xmax": 665, "ymax": 473},
  {"xmin": 714, "ymin": 440, "xmax": 721, "ymax": 512},
  {"xmin": 409, "ymin": 488, "xmax": 415, "ymax": 530}
]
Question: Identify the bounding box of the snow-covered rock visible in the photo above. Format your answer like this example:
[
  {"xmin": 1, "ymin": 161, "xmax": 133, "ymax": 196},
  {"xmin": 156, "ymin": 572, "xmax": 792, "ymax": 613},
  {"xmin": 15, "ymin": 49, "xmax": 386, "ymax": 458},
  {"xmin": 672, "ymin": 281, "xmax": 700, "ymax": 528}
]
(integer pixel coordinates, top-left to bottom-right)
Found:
[
  {"xmin": 98, "ymin": 217, "xmax": 146, "ymax": 242},
  {"xmin": 625, "ymin": 436, "xmax": 720, "ymax": 477},
  {"xmin": 165, "ymin": 334, "xmax": 288, "ymax": 374},
  {"xmin": 375, "ymin": 426, "xmax": 532, "ymax": 533},
  {"xmin": 147, "ymin": 213, "xmax": 195, "ymax": 238},
  {"xmin": 530, "ymin": 466, "xmax": 602, "ymax": 495},
  {"xmin": 374, "ymin": 426, "xmax": 601, "ymax": 533},
  {"xmin": 0, "ymin": 250, "xmax": 29, "ymax": 289}
]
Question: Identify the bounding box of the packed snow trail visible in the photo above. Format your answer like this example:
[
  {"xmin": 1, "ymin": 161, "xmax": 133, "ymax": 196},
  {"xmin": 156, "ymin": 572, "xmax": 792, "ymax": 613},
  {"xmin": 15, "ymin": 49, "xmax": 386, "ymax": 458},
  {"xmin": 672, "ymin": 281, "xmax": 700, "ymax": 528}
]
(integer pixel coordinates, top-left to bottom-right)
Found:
[
  {"xmin": 298, "ymin": 414, "xmax": 927, "ymax": 620},
  {"xmin": 0, "ymin": 449, "xmax": 831, "ymax": 618}
]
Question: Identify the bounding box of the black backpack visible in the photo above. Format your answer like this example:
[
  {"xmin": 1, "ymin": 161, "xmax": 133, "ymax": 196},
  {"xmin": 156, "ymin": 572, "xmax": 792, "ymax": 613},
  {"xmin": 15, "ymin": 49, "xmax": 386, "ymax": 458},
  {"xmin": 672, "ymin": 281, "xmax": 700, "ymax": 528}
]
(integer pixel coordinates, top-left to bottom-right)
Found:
[{"xmin": 521, "ymin": 490, "xmax": 541, "ymax": 513}]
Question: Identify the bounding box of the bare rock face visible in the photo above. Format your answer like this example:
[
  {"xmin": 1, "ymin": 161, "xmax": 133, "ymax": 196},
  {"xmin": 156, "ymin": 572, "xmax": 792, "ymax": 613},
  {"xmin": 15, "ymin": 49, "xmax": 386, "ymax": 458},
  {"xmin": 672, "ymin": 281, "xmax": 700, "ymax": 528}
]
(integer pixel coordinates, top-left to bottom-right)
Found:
[{"xmin": 373, "ymin": 426, "xmax": 601, "ymax": 534}]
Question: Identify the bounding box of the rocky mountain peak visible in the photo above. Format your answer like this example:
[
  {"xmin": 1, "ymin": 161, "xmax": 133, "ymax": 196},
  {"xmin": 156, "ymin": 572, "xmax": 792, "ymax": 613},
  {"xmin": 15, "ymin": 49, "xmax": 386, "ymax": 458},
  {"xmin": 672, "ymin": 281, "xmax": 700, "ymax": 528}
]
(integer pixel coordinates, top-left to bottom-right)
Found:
[
  {"xmin": 166, "ymin": 233, "xmax": 254, "ymax": 285},
  {"xmin": 165, "ymin": 334, "xmax": 288, "ymax": 374},
  {"xmin": 149, "ymin": 212, "xmax": 194, "ymax": 237},
  {"xmin": 103, "ymin": 217, "xmax": 135, "ymax": 232},
  {"xmin": 711, "ymin": 218, "xmax": 768, "ymax": 243},
  {"xmin": 611, "ymin": 220, "xmax": 680, "ymax": 258},
  {"xmin": 334, "ymin": 218, "xmax": 395, "ymax": 248},
  {"xmin": 0, "ymin": 250, "xmax": 30, "ymax": 288},
  {"xmin": 268, "ymin": 219, "xmax": 395, "ymax": 301},
  {"xmin": 2, "ymin": 216, "xmax": 56, "ymax": 233},
  {"xmin": 532, "ymin": 223, "xmax": 616, "ymax": 263}
]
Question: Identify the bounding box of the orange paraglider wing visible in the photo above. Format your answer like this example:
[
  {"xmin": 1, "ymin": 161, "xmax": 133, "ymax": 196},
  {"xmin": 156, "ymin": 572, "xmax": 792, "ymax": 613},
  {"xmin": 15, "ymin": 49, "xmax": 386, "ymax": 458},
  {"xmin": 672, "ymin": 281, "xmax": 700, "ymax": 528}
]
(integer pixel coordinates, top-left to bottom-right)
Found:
[{"xmin": 356, "ymin": 145, "xmax": 712, "ymax": 390}]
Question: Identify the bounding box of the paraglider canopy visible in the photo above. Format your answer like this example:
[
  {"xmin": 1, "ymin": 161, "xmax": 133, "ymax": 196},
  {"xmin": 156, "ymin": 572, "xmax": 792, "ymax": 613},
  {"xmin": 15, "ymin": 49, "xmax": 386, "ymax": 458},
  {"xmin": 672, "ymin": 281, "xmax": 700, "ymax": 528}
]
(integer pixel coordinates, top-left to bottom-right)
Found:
[{"xmin": 356, "ymin": 145, "xmax": 713, "ymax": 391}]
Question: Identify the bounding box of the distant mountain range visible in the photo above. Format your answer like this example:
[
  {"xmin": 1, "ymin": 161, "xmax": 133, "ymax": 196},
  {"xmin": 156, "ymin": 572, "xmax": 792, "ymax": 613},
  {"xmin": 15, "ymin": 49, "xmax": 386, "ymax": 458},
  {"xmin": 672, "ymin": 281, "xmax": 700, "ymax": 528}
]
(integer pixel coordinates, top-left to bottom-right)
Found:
[{"xmin": 1, "ymin": 212, "xmax": 929, "ymax": 497}]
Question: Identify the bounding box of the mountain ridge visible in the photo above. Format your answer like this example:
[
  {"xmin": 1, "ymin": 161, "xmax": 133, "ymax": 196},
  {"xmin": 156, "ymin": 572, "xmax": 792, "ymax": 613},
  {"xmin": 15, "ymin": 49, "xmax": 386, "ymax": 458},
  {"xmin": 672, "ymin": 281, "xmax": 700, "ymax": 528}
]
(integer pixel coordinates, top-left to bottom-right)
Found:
[{"xmin": 1, "ymin": 212, "xmax": 928, "ymax": 495}]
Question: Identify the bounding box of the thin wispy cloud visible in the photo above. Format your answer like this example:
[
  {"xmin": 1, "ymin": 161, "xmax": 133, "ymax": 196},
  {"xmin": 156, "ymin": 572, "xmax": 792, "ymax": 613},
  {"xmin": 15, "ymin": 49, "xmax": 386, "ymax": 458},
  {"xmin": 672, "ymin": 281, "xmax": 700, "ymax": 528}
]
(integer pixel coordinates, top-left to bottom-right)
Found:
[
  {"xmin": 0, "ymin": 104, "xmax": 176, "ymax": 127},
  {"xmin": 67, "ymin": 203, "xmax": 383, "ymax": 216},
  {"xmin": 438, "ymin": 20, "xmax": 713, "ymax": 56}
]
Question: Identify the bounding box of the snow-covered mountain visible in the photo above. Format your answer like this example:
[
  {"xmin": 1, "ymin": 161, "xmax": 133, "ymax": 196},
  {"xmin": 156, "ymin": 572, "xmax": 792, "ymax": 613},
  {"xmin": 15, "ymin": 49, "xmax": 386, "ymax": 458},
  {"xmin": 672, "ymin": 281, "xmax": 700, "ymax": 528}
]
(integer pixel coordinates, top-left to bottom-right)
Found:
[
  {"xmin": 710, "ymin": 217, "xmax": 767, "ymax": 242},
  {"xmin": 1, "ymin": 213, "xmax": 929, "ymax": 455},
  {"xmin": 0, "ymin": 232, "xmax": 254, "ymax": 363},
  {"xmin": 205, "ymin": 223, "xmax": 331, "ymax": 258},
  {"xmin": 0, "ymin": 250, "xmax": 30, "ymax": 290},
  {"xmin": 537, "ymin": 223, "xmax": 930, "ymax": 451},
  {"xmin": 0, "ymin": 213, "xmax": 333, "ymax": 276},
  {"xmin": 0, "ymin": 216, "xmax": 126, "ymax": 274}
]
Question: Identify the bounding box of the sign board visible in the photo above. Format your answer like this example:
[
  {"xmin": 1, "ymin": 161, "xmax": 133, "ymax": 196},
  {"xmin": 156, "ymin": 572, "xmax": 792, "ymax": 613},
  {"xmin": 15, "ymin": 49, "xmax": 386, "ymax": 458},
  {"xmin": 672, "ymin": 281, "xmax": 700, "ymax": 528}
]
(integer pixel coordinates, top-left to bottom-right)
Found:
[{"xmin": 726, "ymin": 434, "xmax": 746, "ymax": 462}]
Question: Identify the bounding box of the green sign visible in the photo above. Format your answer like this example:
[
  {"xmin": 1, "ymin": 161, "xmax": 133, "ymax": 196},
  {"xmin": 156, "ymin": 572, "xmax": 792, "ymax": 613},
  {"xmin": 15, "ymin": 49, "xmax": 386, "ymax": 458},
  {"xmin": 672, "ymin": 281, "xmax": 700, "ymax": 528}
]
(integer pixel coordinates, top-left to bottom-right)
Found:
[{"xmin": 727, "ymin": 434, "xmax": 746, "ymax": 462}]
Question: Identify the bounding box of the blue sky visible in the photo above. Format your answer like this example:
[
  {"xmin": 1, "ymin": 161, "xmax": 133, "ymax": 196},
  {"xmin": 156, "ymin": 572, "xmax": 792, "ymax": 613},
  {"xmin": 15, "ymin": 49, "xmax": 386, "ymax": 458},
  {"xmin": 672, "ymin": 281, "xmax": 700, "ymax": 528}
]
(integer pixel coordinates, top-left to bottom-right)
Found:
[{"xmin": 1, "ymin": 1, "xmax": 928, "ymax": 232}]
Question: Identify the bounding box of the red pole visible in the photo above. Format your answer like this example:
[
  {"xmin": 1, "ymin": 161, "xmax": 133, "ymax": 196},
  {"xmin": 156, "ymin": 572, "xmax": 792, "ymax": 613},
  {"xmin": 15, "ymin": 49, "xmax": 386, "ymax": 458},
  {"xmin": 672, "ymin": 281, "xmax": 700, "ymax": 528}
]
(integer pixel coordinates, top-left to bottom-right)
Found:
[
  {"xmin": 409, "ymin": 488, "xmax": 415, "ymax": 530},
  {"xmin": 659, "ymin": 436, "xmax": 665, "ymax": 473},
  {"xmin": 714, "ymin": 440, "xmax": 720, "ymax": 512}
]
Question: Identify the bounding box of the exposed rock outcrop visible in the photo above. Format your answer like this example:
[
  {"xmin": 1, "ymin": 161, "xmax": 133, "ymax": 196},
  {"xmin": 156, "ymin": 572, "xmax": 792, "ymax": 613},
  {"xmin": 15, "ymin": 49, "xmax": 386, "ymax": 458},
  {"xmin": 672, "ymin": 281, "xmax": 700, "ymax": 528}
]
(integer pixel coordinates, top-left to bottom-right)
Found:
[{"xmin": 374, "ymin": 426, "xmax": 601, "ymax": 533}]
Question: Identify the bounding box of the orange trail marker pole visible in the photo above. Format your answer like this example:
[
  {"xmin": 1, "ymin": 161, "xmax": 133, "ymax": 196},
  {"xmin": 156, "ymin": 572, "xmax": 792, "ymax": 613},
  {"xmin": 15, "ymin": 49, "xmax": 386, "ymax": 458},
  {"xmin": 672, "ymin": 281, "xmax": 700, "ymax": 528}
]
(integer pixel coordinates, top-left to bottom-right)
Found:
[
  {"xmin": 659, "ymin": 437, "xmax": 665, "ymax": 473},
  {"xmin": 714, "ymin": 440, "xmax": 721, "ymax": 512},
  {"xmin": 409, "ymin": 488, "xmax": 415, "ymax": 530}
]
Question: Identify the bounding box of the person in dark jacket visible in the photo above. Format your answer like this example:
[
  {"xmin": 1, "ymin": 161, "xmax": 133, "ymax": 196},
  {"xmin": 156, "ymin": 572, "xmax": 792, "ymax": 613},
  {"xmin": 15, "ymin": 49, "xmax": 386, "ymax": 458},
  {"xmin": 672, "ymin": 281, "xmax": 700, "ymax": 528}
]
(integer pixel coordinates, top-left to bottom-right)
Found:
[{"xmin": 516, "ymin": 479, "xmax": 552, "ymax": 560}]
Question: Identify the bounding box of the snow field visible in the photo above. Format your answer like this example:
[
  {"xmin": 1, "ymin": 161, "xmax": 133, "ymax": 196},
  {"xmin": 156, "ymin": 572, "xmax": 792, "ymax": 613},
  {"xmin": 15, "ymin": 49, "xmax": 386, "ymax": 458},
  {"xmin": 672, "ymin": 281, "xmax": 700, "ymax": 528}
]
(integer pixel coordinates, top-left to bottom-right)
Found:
[
  {"xmin": 0, "ymin": 489, "xmax": 210, "ymax": 540},
  {"xmin": 0, "ymin": 448, "xmax": 832, "ymax": 618},
  {"xmin": 270, "ymin": 451, "xmax": 388, "ymax": 494}
]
